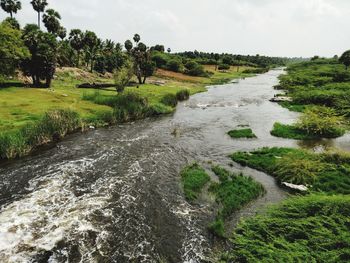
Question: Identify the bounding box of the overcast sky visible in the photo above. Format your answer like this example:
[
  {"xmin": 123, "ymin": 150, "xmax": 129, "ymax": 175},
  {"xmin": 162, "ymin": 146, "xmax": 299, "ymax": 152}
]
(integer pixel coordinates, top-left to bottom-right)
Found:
[{"xmin": 1, "ymin": 0, "xmax": 349, "ymax": 57}]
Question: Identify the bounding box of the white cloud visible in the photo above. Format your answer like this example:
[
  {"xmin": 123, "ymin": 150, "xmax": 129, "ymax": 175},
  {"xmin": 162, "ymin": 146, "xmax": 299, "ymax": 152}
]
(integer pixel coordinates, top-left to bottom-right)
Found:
[{"xmin": 1, "ymin": 0, "xmax": 349, "ymax": 57}]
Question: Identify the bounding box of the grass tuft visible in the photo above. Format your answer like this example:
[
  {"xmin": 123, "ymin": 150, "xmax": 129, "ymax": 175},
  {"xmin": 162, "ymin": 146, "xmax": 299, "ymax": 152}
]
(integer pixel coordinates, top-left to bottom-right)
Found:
[
  {"xmin": 228, "ymin": 128, "xmax": 257, "ymax": 139},
  {"xmin": 180, "ymin": 163, "xmax": 211, "ymax": 201}
]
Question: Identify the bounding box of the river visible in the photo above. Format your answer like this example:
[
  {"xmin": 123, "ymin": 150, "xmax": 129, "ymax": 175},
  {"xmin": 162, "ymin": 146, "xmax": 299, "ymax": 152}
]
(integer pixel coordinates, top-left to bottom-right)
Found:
[{"xmin": 0, "ymin": 69, "xmax": 349, "ymax": 262}]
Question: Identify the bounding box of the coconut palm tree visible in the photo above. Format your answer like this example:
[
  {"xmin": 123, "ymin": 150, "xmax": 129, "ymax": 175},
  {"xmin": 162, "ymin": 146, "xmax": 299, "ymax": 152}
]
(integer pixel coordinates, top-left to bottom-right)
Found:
[
  {"xmin": 0, "ymin": 0, "xmax": 21, "ymax": 18},
  {"xmin": 42, "ymin": 8, "xmax": 61, "ymax": 34},
  {"xmin": 30, "ymin": 0, "xmax": 48, "ymax": 29}
]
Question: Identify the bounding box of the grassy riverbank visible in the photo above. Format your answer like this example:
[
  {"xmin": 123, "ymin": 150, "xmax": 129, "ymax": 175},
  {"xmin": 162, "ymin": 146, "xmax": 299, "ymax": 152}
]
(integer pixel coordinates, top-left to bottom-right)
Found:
[
  {"xmin": 222, "ymin": 194, "xmax": 350, "ymax": 263},
  {"xmin": 0, "ymin": 65, "xmax": 253, "ymax": 160},
  {"xmin": 272, "ymin": 59, "xmax": 350, "ymax": 139}
]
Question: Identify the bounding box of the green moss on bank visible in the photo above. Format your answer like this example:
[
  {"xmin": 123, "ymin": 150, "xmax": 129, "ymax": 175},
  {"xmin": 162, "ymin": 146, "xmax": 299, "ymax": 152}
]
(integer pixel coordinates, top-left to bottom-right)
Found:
[{"xmin": 271, "ymin": 122, "xmax": 317, "ymax": 140}]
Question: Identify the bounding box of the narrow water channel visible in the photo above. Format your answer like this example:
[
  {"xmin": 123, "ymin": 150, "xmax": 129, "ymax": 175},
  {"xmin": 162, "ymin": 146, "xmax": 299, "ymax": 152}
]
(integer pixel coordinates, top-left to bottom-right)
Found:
[{"xmin": 0, "ymin": 69, "xmax": 348, "ymax": 262}]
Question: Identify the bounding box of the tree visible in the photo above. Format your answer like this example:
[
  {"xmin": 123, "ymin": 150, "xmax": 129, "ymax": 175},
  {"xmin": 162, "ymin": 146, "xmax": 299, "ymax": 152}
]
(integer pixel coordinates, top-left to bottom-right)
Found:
[
  {"xmin": 3, "ymin": 17, "xmax": 20, "ymax": 29},
  {"xmin": 214, "ymin": 53, "xmax": 220, "ymax": 70},
  {"xmin": 83, "ymin": 30, "xmax": 99, "ymax": 72},
  {"xmin": 114, "ymin": 60, "xmax": 133, "ymax": 92},
  {"xmin": 30, "ymin": 0, "xmax": 47, "ymax": 29},
  {"xmin": 0, "ymin": 20, "xmax": 29, "ymax": 77},
  {"xmin": 167, "ymin": 48, "xmax": 171, "ymax": 54},
  {"xmin": 339, "ymin": 50, "xmax": 350, "ymax": 70},
  {"xmin": 57, "ymin": 26, "xmax": 66, "ymax": 40},
  {"xmin": 0, "ymin": 0, "xmax": 21, "ymax": 18},
  {"xmin": 125, "ymin": 35, "xmax": 155, "ymax": 84},
  {"xmin": 21, "ymin": 24, "xmax": 58, "ymax": 87},
  {"xmin": 69, "ymin": 29, "xmax": 84, "ymax": 67},
  {"xmin": 124, "ymin": 39, "xmax": 133, "ymax": 52},
  {"xmin": 133, "ymin": 33, "xmax": 140, "ymax": 43},
  {"xmin": 42, "ymin": 8, "xmax": 61, "ymax": 35}
]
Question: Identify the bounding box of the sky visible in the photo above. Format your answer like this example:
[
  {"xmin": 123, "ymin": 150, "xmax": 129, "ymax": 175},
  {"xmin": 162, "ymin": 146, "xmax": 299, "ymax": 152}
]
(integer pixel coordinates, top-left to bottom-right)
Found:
[{"xmin": 1, "ymin": 0, "xmax": 350, "ymax": 57}]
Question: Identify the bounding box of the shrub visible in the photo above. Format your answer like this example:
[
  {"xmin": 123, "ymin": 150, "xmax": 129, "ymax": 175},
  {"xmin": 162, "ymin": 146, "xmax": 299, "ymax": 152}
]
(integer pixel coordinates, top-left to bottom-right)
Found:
[
  {"xmin": 161, "ymin": 93, "xmax": 178, "ymax": 107},
  {"xmin": 218, "ymin": 64, "xmax": 230, "ymax": 70},
  {"xmin": 185, "ymin": 61, "xmax": 207, "ymax": 77},
  {"xmin": 297, "ymin": 106, "xmax": 346, "ymax": 138},
  {"xmin": 166, "ymin": 59, "xmax": 183, "ymax": 72},
  {"xmin": 175, "ymin": 89, "xmax": 190, "ymax": 101}
]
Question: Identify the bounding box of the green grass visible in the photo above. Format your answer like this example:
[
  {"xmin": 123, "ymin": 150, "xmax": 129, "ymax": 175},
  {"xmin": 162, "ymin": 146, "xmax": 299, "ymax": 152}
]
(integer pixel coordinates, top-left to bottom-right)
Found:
[
  {"xmin": 278, "ymin": 59, "xmax": 350, "ymax": 118},
  {"xmin": 228, "ymin": 128, "xmax": 257, "ymax": 139},
  {"xmin": 208, "ymin": 166, "xmax": 265, "ymax": 237},
  {"xmin": 231, "ymin": 147, "xmax": 350, "ymax": 194},
  {"xmin": 0, "ymin": 109, "xmax": 81, "ymax": 159},
  {"xmin": 180, "ymin": 163, "xmax": 211, "ymax": 201},
  {"xmin": 278, "ymin": 101, "xmax": 306, "ymax": 112},
  {"xmin": 222, "ymin": 194, "xmax": 350, "ymax": 263},
  {"xmin": 271, "ymin": 122, "xmax": 318, "ymax": 140},
  {"xmin": 0, "ymin": 65, "xmax": 256, "ymax": 160}
]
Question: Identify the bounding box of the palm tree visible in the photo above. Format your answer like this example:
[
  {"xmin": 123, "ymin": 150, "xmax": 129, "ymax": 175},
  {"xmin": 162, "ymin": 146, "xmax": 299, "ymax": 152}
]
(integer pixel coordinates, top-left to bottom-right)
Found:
[
  {"xmin": 0, "ymin": 0, "xmax": 21, "ymax": 18},
  {"xmin": 30, "ymin": 0, "xmax": 48, "ymax": 29},
  {"xmin": 69, "ymin": 29, "xmax": 84, "ymax": 67},
  {"xmin": 42, "ymin": 8, "xmax": 61, "ymax": 34},
  {"xmin": 57, "ymin": 26, "xmax": 66, "ymax": 40}
]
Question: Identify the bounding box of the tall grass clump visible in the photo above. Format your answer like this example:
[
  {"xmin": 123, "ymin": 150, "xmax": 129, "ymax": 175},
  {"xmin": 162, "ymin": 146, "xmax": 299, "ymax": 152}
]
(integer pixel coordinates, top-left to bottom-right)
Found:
[
  {"xmin": 161, "ymin": 93, "xmax": 178, "ymax": 107},
  {"xmin": 176, "ymin": 89, "xmax": 190, "ymax": 101},
  {"xmin": 0, "ymin": 109, "xmax": 81, "ymax": 159},
  {"xmin": 83, "ymin": 91, "xmax": 157, "ymax": 122},
  {"xmin": 222, "ymin": 194, "xmax": 350, "ymax": 263},
  {"xmin": 231, "ymin": 147, "xmax": 350, "ymax": 194},
  {"xmin": 208, "ymin": 166, "xmax": 264, "ymax": 237},
  {"xmin": 180, "ymin": 163, "xmax": 210, "ymax": 201}
]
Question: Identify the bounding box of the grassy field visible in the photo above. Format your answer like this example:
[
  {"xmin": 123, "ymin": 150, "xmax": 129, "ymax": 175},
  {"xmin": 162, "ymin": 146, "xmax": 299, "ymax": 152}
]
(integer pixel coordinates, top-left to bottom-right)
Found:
[{"xmin": 0, "ymin": 65, "xmax": 251, "ymax": 132}]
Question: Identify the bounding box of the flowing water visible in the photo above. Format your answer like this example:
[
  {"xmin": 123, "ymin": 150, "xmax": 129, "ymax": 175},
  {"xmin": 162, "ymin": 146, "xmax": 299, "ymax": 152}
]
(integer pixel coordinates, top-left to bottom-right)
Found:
[{"xmin": 0, "ymin": 69, "xmax": 349, "ymax": 262}]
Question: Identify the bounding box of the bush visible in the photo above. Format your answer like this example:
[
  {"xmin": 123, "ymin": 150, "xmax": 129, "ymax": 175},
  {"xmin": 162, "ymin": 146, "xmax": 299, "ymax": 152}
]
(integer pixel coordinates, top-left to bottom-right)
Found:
[
  {"xmin": 297, "ymin": 106, "xmax": 346, "ymax": 138},
  {"xmin": 218, "ymin": 64, "xmax": 230, "ymax": 70},
  {"xmin": 185, "ymin": 61, "xmax": 207, "ymax": 77},
  {"xmin": 166, "ymin": 59, "xmax": 183, "ymax": 72},
  {"xmin": 114, "ymin": 61, "xmax": 133, "ymax": 92},
  {"xmin": 161, "ymin": 93, "xmax": 178, "ymax": 107},
  {"xmin": 176, "ymin": 89, "xmax": 190, "ymax": 101}
]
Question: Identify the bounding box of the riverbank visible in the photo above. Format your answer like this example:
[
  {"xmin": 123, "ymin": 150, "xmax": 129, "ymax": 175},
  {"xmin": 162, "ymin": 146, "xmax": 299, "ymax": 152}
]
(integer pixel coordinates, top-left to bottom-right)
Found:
[
  {"xmin": 271, "ymin": 59, "xmax": 350, "ymax": 140},
  {"xmin": 0, "ymin": 65, "xmax": 253, "ymax": 160}
]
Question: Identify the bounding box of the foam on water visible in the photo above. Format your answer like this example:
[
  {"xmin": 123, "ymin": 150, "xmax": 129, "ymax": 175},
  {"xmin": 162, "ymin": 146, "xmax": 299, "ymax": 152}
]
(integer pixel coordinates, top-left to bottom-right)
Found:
[{"xmin": 0, "ymin": 154, "xmax": 115, "ymax": 262}]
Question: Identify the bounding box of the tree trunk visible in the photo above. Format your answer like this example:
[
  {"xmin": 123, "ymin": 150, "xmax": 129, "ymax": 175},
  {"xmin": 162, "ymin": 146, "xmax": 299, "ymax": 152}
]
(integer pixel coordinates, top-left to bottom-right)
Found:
[
  {"xmin": 137, "ymin": 75, "xmax": 142, "ymax": 84},
  {"xmin": 46, "ymin": 77, "xmax": 52, "ymax": 88},
  {"xmin": 77, "ymin": 52, "xmax": 80, "ymax": 67},
  {"xmin": 38, "ymin": 12, "xmax": 40, "ymax": 29},
  {"xmin": 143, "ymin": 76, "xmax": 147, "ymax": 84},
  {"xmin": 10, "ymin": 12, "xmax": 13, "ymax": 19}
]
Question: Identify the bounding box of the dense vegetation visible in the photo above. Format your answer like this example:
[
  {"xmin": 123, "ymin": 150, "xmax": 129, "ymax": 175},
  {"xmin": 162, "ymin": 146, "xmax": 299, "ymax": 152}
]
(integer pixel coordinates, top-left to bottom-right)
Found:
[
  {"xmin": 208, "ymin": 166, "xmax": 264, "ymax": 237},
  {"xmin": 228, "ymin": 128, "xmax": 257, "ymax": 139},
  {"xmin": 272, "ymin": 58, "xmax": 350, "ymax": 139},
  {"xmin": 222, "ymin": 195, "xmax": 350, "ymax": 263},
  {"xmin": 180, "ymin": 163, "xmax": 211, "ymax": 201},
  {"xmin": 231, "ymin": 147, "xmax": 350, "ymax": 194}
]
